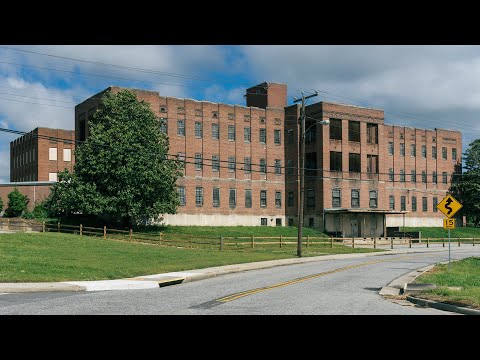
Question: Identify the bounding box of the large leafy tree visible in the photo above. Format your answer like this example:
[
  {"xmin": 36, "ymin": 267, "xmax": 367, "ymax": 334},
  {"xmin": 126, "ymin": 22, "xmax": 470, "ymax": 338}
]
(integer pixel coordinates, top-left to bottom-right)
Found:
[
  {"xmin": 450, "ymin": 139, "xmax": 480, "ymax": 225},
  {"xmin": 45, "ymin": 90, "xmax": 181, "ymax": 226}
]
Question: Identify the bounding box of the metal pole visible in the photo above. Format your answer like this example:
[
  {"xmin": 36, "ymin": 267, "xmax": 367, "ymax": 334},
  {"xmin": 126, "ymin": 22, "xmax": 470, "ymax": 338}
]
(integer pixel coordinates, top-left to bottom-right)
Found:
[{"xmin": 448, "ymin": 228, "xmax": 451, "ymax": 270}]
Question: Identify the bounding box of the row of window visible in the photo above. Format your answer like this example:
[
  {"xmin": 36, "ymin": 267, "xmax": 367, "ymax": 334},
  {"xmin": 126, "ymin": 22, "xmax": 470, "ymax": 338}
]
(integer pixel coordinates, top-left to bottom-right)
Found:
[
  {"xmin": 286, "ymin": 189, "xmax": 378, "ymax": 209},
  {"xmin": 330, "ymin": 152, "xmax": 378, "ymax": 173},
  {"xmin": 388, "ymin": 169, "xmax": 449, "ymax": 184},
  {"xmin": 389, "ymin": 195, "xmax": 439, "ymax": 212},
  {"xmin": 159, "ymin": 107, "xmax": 276, "ymax": 124},
  {"xmin": 161, "ymin": 119, "xmax": 282, "ymax": 145},
  {"xmin": 12, "ymin": 148, "xmax": 36, "ymax": 168},
  {"xmin": 178, "ymin": 187, "xmax": 282, "ymax": 208},
  {"xmin": 49, "ymin": 148, "xmax": 72, "ymax": 162},
  {"xmin": 388, "ymin": 142, "xmax": 457, "ymax": 161},
  {"xmin": 186, "ymin": 154, "xmax": 282, "ymax": 174}
]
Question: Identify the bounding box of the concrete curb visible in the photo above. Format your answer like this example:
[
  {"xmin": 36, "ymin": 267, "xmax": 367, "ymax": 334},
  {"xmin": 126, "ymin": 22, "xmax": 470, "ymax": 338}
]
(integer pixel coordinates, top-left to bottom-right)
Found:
[
  {"xmin": 406, "ymin": 296, "xmax": 480, "ymax": 315},
  {"xmin": 0, "ymin": 246, "xmax": 453, "ymax": 294}
]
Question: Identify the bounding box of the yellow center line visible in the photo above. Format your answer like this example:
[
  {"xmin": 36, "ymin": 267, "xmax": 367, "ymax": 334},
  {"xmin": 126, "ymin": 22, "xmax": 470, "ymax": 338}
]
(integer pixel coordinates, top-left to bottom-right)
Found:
[{"xmin": 216, "ymin": 254, "xmax": 433, "ymax": 303}]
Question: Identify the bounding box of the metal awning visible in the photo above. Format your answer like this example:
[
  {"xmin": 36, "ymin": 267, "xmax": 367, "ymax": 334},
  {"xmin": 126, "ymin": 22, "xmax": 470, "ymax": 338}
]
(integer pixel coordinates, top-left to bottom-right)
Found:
[{"xmin": 324, "ymin": 208, "xmax": 407, "ymax": 215}]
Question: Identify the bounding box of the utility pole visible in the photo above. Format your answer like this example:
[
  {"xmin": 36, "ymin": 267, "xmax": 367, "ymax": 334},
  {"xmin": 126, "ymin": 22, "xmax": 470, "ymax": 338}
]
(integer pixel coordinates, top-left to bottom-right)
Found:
[{"xmin": 294, "ymin": 91, "xmax": 318, "ymax": 257}]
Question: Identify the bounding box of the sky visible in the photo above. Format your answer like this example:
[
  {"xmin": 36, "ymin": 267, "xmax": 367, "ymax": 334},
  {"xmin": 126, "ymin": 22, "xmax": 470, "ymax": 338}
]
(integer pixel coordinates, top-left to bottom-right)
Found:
[{"xmin": 0, "ymin": 45, "xmax": 479, "ymax": 182}]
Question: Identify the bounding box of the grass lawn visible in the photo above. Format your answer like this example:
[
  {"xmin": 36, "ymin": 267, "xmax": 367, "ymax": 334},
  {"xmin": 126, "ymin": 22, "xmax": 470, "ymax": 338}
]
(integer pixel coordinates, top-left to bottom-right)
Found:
[
  {"xmin": 414, "ymin": 257, "xmax": 480, "ymax": 310},
  {"xmin": 0, "ymin": 232, "xmax": 379, "ymax": 282},
  {"xmin": 404, "ymin": 227, "xmax": 480, "ymax": 239}
]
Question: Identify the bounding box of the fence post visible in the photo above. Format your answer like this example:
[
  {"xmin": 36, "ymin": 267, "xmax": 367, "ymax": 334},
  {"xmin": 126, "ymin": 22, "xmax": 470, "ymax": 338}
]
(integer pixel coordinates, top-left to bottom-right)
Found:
[
  {"xmin": 251, "ymin": 235, "xmax": 255, "ymax": 249},
  {"xmin": 458, "ymin": 237, "xmax": 460, "ymax": 247},
  {"xmin": 57, "ymin": 222, "xmax": 60, "ymax": 233},
  {"xmin": 426, "ymin": 237, "xmax": 429, "ymax": 248},
  {"xmin": 391, "ymin": 237, "xmax": 394, "ymax": 249},
  {"xmin": 220, "ymin": 236, "xmax": 223, "ymax": 251},
  {"xmin": 280, "ymin": 234, "xmax": 282, "ymax": 248},
  {"xmin": 374, "ymin": 238, "xmax": 377, "ymax": 249},
  {"xmin": 80, "ymin": 224, "xmax": 83, "ymax": 236},
  {"xmin": 104, "ymin": 226, "xmax": 106, "ymax": 239},
  {"xmin": 42, "ymin": 221, "xmax": 45, "ymax": 233},
  {"xmin": 443, "ymin": 237, "xmax": 445, "ymax": 247},
  {"xmin": 129, "ymin": 229, "xmax": 132, "ymax": 241},
  {"xmin": 331, "ymin": 236, "xmax": 333, "ymax": 249},
  {"xmin": 409, "ymin": 238, "xmax": 412, "ymax": 248},
  {"xmin": 352, "ymin": 237, "xmax": 355, "ymax": 249},
  {"xmin": 307, "ymin": 235, "xmax": 309, "ymax": 248},
  {"xmin": 474, "ymin": 237, "xmax": 475, "ymax": 247}
]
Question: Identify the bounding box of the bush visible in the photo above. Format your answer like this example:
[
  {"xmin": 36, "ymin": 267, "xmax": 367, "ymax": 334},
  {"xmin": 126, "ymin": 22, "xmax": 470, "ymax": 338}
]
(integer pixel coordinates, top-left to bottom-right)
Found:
[{"xmin": 4, "ymin": 187, "xmax": 29, "ymax": 218}]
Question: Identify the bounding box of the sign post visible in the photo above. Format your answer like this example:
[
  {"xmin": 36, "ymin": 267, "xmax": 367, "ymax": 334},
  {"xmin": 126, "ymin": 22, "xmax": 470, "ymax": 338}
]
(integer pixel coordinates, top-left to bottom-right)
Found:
[{"xmin": 437, "ymin": 194, "xmax": 463, "ymax": 269}]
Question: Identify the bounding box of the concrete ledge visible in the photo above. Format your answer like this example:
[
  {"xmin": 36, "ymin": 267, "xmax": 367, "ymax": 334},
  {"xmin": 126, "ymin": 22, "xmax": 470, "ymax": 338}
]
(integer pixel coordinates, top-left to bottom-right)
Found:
[
  {"xmin": 0, "ymin": 283, "xmax": 86, "ymax": 293},
  {"xmin": 406, "ymin": 296, "xmax": 480, "ymax": 315},
  {"xmin": 379, "ymin": 286, "xmax": 401, "ymax": 296}
]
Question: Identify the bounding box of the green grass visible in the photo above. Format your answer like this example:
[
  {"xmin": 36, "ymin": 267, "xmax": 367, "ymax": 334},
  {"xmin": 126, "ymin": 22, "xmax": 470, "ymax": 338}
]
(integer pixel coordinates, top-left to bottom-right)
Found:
[
  {"xmin": 0, "ymin": 232, "xmax": 379, "ymax": 282},
  {"xmin": 414, "ymin": 257, "xmax": 480, "ymax": 309},
  {"xmin": 404, "ymin": 227, "xmax": 480, "ymax": 239}
]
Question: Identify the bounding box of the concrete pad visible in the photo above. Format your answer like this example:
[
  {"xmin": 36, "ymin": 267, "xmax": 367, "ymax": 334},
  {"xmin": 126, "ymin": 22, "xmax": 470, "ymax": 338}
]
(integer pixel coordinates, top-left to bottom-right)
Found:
[
  {"xmin": 65, "ymin": 280, "xmax": 160, "ymax": 292},
  {"xmin": 404, "ymin": 283, "xmax": 437, "ymax": 293},
  {"xmin": 0, "ymin": 282, "xmax": 86, "ymax": 293},
  {"xmin": 379, "ymin": 286, "xmax": 401, "ymax": 296}
]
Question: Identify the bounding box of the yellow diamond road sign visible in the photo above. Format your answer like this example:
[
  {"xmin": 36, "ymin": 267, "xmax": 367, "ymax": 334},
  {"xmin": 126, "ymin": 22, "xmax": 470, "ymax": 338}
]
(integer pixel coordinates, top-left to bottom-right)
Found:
[{"xmin": 437, "ymin": 194, "xmax": 463, "ymax": 218}]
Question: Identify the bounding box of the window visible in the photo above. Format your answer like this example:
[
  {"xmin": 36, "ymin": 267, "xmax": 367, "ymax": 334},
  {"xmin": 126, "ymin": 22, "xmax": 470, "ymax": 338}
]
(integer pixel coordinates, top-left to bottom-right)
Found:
[
  {"xmin": 330, "ymin": 151, "xmax": 342, "ymax": 172},
  {"xmin": 400, "ymin": 169, "xmax": 405, "ymax": 182},
  {"xmin": 159, "ymin": 118, "xmax": 167, "ymax": 134},
  {"xmin": 245, "ymin": 189, "xmax": 252, "ymax": 208},
  {"xmin": 178, "ymin": 186, "xmax": 186, "ymax": 206},
  {"xmin": 177, "ymin": 120, "xmax": 185, "ymax": 136},
  {"xmin": 411, "ymin": 170, "xmax": 416, "ymax": 183},
  {"xmin": 287, "ymin": 160, "xmax": 294, "ymax": 175},
  {"xmin": 400, "ymin": 143, "xmax": 405, "ymax": 156},
  {"xmin": 389, "ymin": 168, "xmax": 394, "ymax": 182},
  {"xmin": 229, "ymin": 189, "xmax": 236, "ymax": 208},
  {"xmin": 348, "ymin": 121, "xmax": 360, "ymax": 142},
  {"xmin": 212, "ymin": 123, "xmax": 219, "ymax": 140},
  {"xmin": 274, "ymin": 129, "xmax": 281, "ymax": 145},
  {"xmin": 287, "ymin": 129, "xmax": 294, "ymax": 144},
  {"xmin": 433, "ymin": 197, "xmax": 438, "ymax": 212},
  {"xmin": 389, "ymin": 195, "xmax": 395, "ymax": 210},
  {"xmin": 260, "ymin": 190, "xmax": 267, "ymax": 207},
  {"xmin": 275, "ymin": 160, "xmax": 282, "ymax": 175},
  {"xmin": 195, "ymin": 154, "xmax": 203, "ymax": 170},
  {"xmin": 259, "ymin": 128, "xmax": 266, "ymax": 143},
  {"xmin": 212, "ymin": 155, "xmax": 220, "ymax": 172},
  {"xmin": 452, "ymin": 148, "xmax": 457, "ymax": 161},
  {"xmin": 351, "ymin": 189, "xmax": 360, "ymax": 208},
  {"xmin": 49, "ymin": 148, "xmax": 57, "ymax": 161},
  {"xmin": 244, "ymin": 157, "xmax": 251, "ymax": 174},
  {"xmin": 261, "ymin": 218, "xmax": 267, "ymax": 226},
  {"xmin": 349, "ymin": 153, "xmax": 361, "ymax": 172},
  {"xmin": 288, "ymin": 191, "xmax": 294, "ymax": 207},
  {"xmin": 442, "ymin": 172, "xmax": 448, "ymax": 184},
  {"xmin": 307, "ymin": 189, "xmax": 315, "ymax": 207},
  {"xmin": 48, "ymin": 172, "xmax": 57, "ymax": 182},
  {"xmin": 422, "ymin": 197, "xmax": 428, "ymax": 212},
  {"xmin": 195, "ymin": 122, "xmax": 202, "ymax": 138},
  {"xmin": 367, "ymin": 123, "xmax": 378, "ymax": 144},
  {"xmin": 367, "ymin": 155, "xmax": 378, "ymax": 174},
  {"xmin": 275, "ymin": 191, "xmax": 282, "ymax": 208},
  {"xmin": 432, "ymin": 171, "xmax": 437, "ymax": 184},
  {"xmin": 411, "ymin": 144, "xmax": 416, "ymax": 157},
  {"xmin": 422, "ymin": 145, "xmax": 427, "ymax": 159},
  {"xmin": 228, "ymin": 157, "xmax": 236, "ymax": 172},
  {"xmin": 276, "ymin": 218, "xmax": 282, "ymax": 227},
  {"xmin": 442, "ymin": 147, "xmax": 447, "ymax": 160},
  {"xmin": 432, "ymin": 146, "xmax": 437, "ymax": 159},
  {"xmin": 196, "ymin": 187, "xmax": 204, "ymax": 206},
  {"xmin": 63, "ymin": 149, "xmax": 71, "ymax": 162},
  {"xmin": 422, "ymin": 171, "xmax": 427, "ymax": 183},
  {"xmin": 305, "ymin": 125, "xmax": 316, "ymax": 143},
  {"xmin": 369, "ymin": 190, "xmax": 378, "ymax": 208},
  {"xmin": 260, "ymin": 159, "xmax": 266, "ymax": 174},
  {"xmin": 228, "ymin": 125, "xmax": 235, "ymax": 141},
  {"xmin": 401, "ymin": 196, "xmax": 406, "ymax": 211},
  {"xmin": 388, "ymin": 142, "xmax": 394, "ymax": 155},
  {"xmin": 213, "ymin": 188, "xmax": 220, "ymax": 207},
  {"xmin": 332, "ymin": 188, "xmax": 341, "ymax": 207},
  {"xmin": 244, "ymin": 127, "xmax": 251, "ymax": 142},
  {"xmin": 412, "ymin": 196, "xmax": 417, "ymax": 212},
  {"xmin": 330, "ymin": 118, "xmax": 342, "ymax": 140}
]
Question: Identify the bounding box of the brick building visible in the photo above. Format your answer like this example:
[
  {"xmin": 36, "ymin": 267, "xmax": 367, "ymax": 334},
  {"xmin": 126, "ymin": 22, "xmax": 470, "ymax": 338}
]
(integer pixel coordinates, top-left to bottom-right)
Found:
[
  {"xmin": 284, "ymin": 101, "xmax": 462, "ymax": 236},
  {"xmin": 75, "ymin": 83, "xmax": 287, "ymax": 226},
  {"xmin": 0, "ymin": 182, "xmax": 53, "ymax": 212},
  {"xmin": 10, "ymin": 127, "xmax": 75, "ymax": 182}
]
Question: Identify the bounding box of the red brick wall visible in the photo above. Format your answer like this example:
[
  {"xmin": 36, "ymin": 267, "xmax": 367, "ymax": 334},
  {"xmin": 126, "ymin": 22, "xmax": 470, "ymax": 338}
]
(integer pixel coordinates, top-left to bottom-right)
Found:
[{"xmin": 0, "ymin": 183, "xmax": 53, "ymax": 212}]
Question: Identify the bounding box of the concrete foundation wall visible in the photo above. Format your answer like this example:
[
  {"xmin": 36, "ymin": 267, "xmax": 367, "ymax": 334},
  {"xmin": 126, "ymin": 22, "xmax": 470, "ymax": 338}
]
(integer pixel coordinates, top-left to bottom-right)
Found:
[
  {"xmin": 386, "ymin": 216, "xmax": 443, "ymax": 227},
  {"xmin": 161, "ymin": 213, "xmax": 286, "ymax": 226}
]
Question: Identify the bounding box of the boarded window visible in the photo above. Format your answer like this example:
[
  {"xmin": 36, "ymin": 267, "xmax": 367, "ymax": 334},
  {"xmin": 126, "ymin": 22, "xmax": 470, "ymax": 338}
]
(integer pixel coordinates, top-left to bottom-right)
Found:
[
  {"xmin": 367, "ymin": 155, "xmax": 378, "ymax": 174},
  {"xmin": 367, "ymin": 123, "xmax": 378, "ymax": 144}
]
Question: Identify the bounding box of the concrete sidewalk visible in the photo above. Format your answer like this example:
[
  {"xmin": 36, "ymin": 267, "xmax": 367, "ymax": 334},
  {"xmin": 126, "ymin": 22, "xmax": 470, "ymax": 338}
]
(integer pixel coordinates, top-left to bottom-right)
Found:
[{"xmin": 0, "ymin": 247, "xmax": 450, "ymax": 294}]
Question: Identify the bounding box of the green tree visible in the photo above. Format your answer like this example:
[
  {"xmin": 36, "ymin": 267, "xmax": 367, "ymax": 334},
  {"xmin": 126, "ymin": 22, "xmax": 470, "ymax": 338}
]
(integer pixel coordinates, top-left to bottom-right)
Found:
[
  {"xmin": 450, "ymin": 139, "xmax": 480, "ymax": 225},
  {"xmin": 45, "ymin": 89, "xmax": 181, "ymax": 227},
  {"xmin": 4, "ymin": 187, "xmax": 29, "ymax": 217},
  {"xmin": 0, "ymin": 196, "xmax": 3, "ymax": 214}
]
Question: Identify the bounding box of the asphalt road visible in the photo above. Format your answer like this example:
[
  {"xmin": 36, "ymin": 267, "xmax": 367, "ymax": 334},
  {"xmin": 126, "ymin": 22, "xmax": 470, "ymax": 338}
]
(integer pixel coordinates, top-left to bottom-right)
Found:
[{"xmin": 1, "ymin": 246, "xmax": 479, "ymax": 315}]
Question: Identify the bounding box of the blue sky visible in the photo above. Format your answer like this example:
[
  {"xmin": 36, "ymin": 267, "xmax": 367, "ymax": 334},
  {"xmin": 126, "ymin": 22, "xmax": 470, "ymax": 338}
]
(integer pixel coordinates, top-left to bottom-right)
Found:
[{"xmin": 1, "ymin": 45, "xmax": 479, "ymax": 182}]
